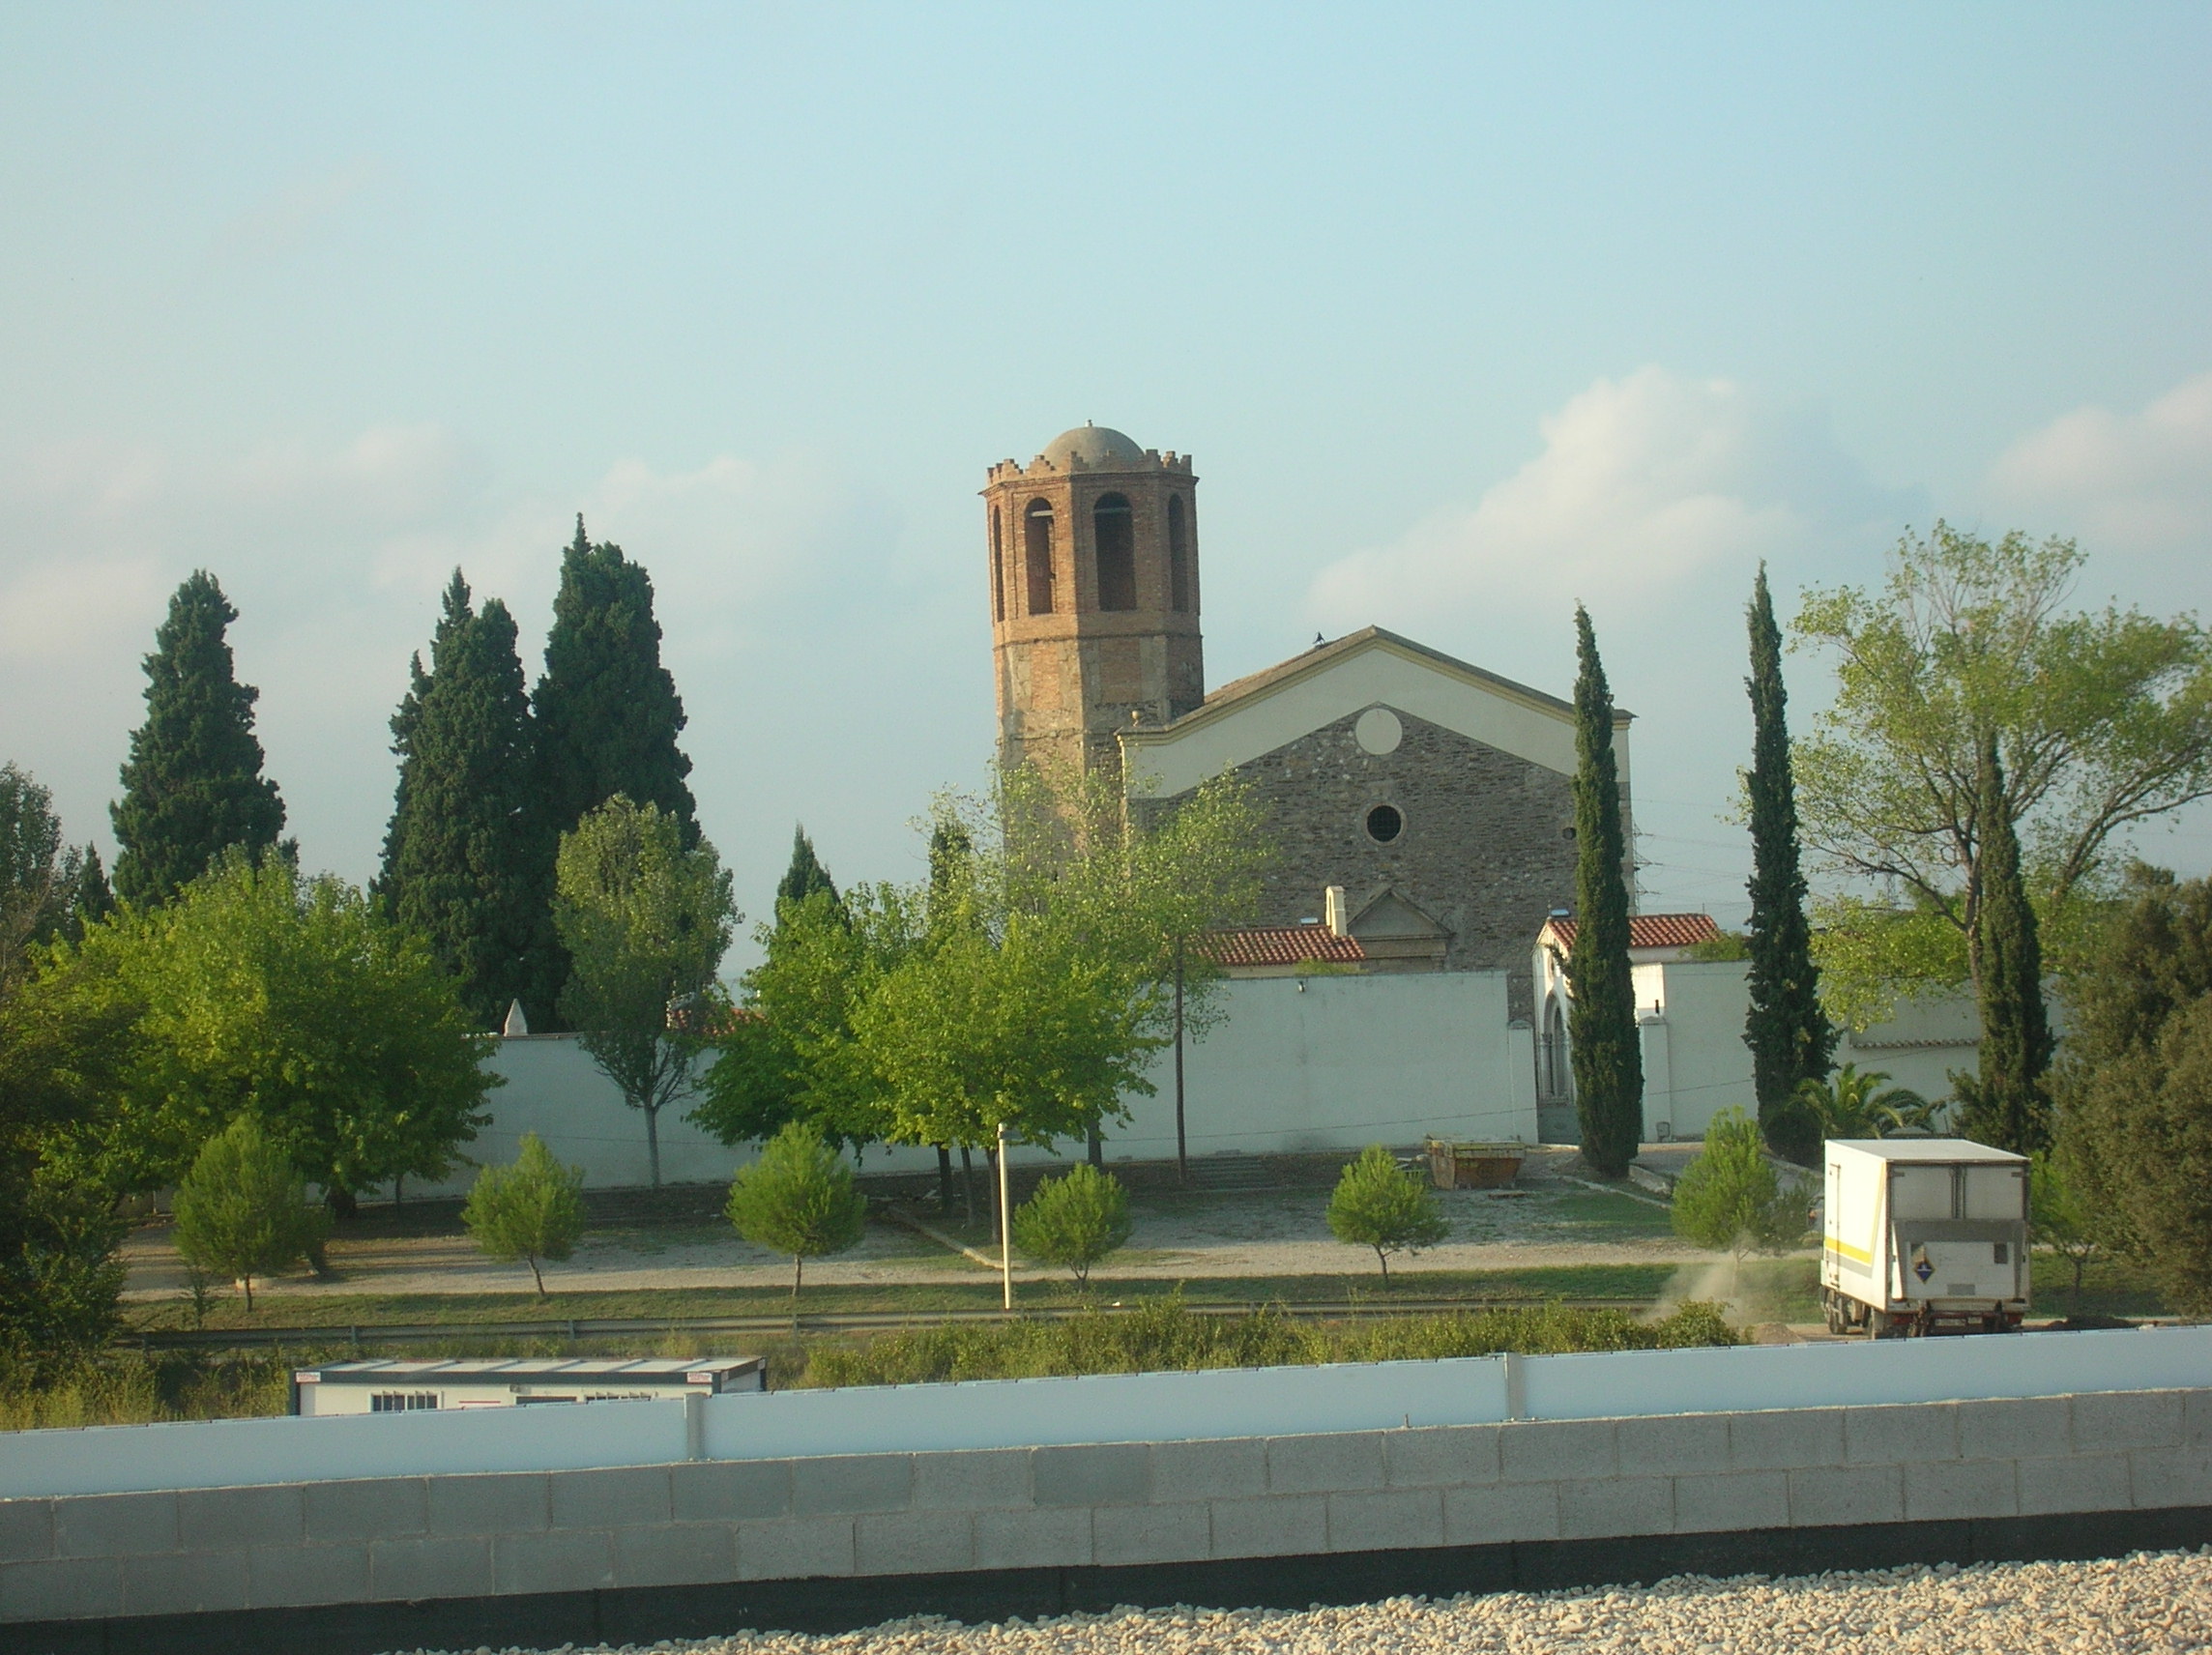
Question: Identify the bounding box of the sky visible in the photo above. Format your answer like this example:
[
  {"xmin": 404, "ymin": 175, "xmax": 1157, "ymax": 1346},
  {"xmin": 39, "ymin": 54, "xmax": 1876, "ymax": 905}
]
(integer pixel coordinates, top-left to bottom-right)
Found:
[{"xmin": 3, "ymin": 4, "xmax": 2208, "ymax": 968}]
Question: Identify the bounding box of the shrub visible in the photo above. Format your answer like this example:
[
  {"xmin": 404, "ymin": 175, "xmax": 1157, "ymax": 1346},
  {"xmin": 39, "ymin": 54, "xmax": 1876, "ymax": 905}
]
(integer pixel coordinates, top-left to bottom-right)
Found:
[
  {"xmin": 1324, "ymin": 1145, "xmax": 1449, "ymax": 1282},
  {"xmin": 794, "ymin": 1294, "xmax": 1739, "ymax": 1388},
  {"xmin": 1012, "ymin": 1163, "xmax": 1132, "ymax": 1291},
  {"xmin": 726, "ymin": 1121, "xmax": 867, "ymax": 1300},
  {"xmin": 461, "ymin": 1133, "xmax": 586, "ymax": 1296},
  {"xmin": 1671, "ymin": 1109, "xmax": 1805, "ymax": 1298},
  {"xmin": 170, "ymin": 1117, "xmax": 330, "ymax": 1312}
]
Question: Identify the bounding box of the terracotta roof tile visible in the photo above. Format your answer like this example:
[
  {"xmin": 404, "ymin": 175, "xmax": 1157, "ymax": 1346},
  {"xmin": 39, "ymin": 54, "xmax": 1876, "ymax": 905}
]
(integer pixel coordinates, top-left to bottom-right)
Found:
[
  {"xmin": 1541, "ymin": 913, "xmax": 1721, "ymax": 951},
  {"xmin": 1201, "ymin": 926, "xmax": 1367, "ymax": 968}
]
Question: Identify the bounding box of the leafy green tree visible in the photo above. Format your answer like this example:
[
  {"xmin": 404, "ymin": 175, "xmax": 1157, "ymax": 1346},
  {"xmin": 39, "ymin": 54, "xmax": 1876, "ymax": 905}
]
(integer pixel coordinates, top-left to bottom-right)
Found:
[
  {"xmin": 1567, "ymin": 607, "xmax": 1642, "ymax": 1176},
  {"xmin": 57, "ymin": 857, "xmax": 496, "ymax": 1206},
  {"xmin": 691, "ymin": 885, "xmax": 917, "ymax": 1153},
  {"xmin": 2, "ymin": 764, "xmax": 94, "ymax": 992},
  {"xmin": 1794, "ymin": 524, "xmax": 2212, "ymax": 1023},
  {"xmin": 1671, "ymin": 1109, "xmax": 1803, "ymax": 1298},
  {"xmin": 554, "ymin": 797, "xmax": 736, "ymax": 1187},
  {"xmin": 1950, "ymin": 734, "xmax": 2055, "ymax": 1153},
  {"xmin": 1784, "ymin": 1062, "xmax": 1941, "ymax": 1141},
  {"xmin": 171, "ymin": 1115, "xmax": 330, "ymax": 1311},
  {"xmin": 110, "ymin": 572, "xmax": 288, "ymax": 907},
  {"xmin": 0, "ymin": 962, "xmax": 136, "ymax": 1372},
  {"xmin": 461, "ymin": 1132, "xmax": 585, "ymax": 1295},
  {"xmin": 1325, "ymin": 1145, "xmax": 1449, "ymax": 1283},
  {"xmin": 725, "ymin": 1120, "xmax": 867, "ymax": 1299},
  {"xmin": 1742, "ymin": 566, "xmax": 1834, "ymax": 1162},
  {"xmin": 2029, "ymin": 1152, "xmax": 2106, "ymax": 1322},
  {"xmin": 377, "ymin": 571, "xmax": 554, "ymax": 1030},
  {"xmin": 1012, "ymin": 1162, "xmax": 1132, "ymax": 1291},
  {"xmin": 2054, "ymin": 869, "xmax": 2212, "ymax": 1315},
  {"xmin": 777, "ymin": 825, "xmax": 842, "ymax": 915}
]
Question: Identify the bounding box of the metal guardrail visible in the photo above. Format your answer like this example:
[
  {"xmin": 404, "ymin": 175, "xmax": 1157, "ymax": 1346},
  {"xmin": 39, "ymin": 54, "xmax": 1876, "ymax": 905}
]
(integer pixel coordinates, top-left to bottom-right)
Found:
[{"xmin": 126, "ymin": 1295, "xmax": 1662, "ymax": 1351}]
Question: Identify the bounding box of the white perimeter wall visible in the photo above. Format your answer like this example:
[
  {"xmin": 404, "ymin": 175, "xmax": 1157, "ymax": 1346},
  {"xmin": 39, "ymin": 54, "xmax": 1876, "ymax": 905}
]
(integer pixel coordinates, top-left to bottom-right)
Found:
[
  {"xmin": 1630, "ymin": 962, "xmax": 1982, "ymax": 1142},
  {"xmin": 426, "ymin": 973, "xmax": 1540, "ymax": 1194},
  {"xmin": 1103, "ymin": 972, "xmax": 1536, "ymax": 1162}
]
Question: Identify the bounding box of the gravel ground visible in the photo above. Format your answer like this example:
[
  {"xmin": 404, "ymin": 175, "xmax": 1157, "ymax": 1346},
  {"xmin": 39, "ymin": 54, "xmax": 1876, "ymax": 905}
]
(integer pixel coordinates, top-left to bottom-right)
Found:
[{"xmin": 391, "ymin": 1549, "xmax": 2212, "ymax": 1654}]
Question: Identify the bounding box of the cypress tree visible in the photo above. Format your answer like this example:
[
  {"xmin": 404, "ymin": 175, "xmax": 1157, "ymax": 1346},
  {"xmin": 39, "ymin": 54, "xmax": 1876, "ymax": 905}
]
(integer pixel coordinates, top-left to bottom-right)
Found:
[
  {"xmin": 377, "ymin": 570, "xmax": 551, "ymax": 1030},
  {"xmin": 1953, "ymin": 734, "xmax": 2054, "ymax": 1153},
  {"xmin": 110, "ymin": 571, "xmax": 286, "ymax": 906},
  {"xmin": 1567, "ymin": 606, "xmax": 1644, "ymax": 1177},
  {"xmin": 534, "ymin": 516, "xmax": 697, "ymax": 844},
  {"xmin": 776, "ymin": 824, "xmax": 842, "ymax": 920},
  {"xmin": 1743, "ymin": 565, "xmax": 1835, "ymax": 1163}
]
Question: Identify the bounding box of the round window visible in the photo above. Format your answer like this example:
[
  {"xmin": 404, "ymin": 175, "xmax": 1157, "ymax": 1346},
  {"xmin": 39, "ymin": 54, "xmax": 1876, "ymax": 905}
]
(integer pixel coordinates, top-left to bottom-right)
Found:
[{"xmin": 1365, "ymin": 803, "xmax": 1403, "ymax": 844}]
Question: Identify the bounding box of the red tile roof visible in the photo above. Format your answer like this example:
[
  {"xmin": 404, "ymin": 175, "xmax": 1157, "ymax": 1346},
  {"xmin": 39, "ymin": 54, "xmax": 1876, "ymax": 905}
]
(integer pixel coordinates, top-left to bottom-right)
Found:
[
  {"xmin": 1540, "ymin": 913, "xmax": 1721, "ymax": 951},
  {"xmin": 1201, "ymin": 926, "xmax": 1367, "ymax": 968}
]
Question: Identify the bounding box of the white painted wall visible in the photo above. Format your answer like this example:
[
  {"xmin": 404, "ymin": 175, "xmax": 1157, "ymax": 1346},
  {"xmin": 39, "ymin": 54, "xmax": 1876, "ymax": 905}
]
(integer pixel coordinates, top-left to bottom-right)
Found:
[
  {"xmin": 413, "ymin": 1035, "xmax": 745, "ymax": 1196},
  {"xmin": 430, "ymin": 973, "xmax": 1539, "ymax": 1193},
  {"xmin": 1101, "ymin": 971, "xmax": 1537, "ymax": 1161}
]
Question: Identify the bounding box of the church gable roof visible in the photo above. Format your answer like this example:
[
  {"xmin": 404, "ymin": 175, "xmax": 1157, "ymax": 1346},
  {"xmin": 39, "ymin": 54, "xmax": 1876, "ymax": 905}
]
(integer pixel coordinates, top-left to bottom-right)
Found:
[{"xmin": 1121, "ymin": 624, "xmax": 1632, "ymax": 800}]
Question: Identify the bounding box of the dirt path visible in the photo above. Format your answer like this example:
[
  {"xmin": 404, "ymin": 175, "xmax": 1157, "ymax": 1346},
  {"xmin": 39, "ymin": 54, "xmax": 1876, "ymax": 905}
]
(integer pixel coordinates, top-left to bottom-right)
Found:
[{"xmin": 121, "ymin": 1150, "xmax": 1754, "ymax": 1301}]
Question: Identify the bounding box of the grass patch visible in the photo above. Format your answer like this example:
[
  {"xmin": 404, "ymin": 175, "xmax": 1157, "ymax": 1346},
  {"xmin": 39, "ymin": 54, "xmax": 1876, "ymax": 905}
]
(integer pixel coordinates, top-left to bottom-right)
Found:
[
  {"xmin": 124, "ymin": 1263, "xmax": 1687, "ymax": 1333},
  {"xmin": 793, "ymin": 1295, "xmax": 1740, "ymax": 1388}
]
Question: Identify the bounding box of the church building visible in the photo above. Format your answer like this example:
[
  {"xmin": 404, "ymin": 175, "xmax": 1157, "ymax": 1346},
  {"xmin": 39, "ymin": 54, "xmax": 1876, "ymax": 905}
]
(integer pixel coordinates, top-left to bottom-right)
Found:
[{"xmin": 985, "ymin": 423, "xmax": 1635, "ymax": 1018}]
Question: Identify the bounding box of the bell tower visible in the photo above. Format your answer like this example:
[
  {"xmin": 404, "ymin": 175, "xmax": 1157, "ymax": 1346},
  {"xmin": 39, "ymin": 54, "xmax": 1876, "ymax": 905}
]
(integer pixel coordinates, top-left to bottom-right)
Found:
[{"xmin": 983, "ymin": 423, "xmax": 1205, "ymax": 776}]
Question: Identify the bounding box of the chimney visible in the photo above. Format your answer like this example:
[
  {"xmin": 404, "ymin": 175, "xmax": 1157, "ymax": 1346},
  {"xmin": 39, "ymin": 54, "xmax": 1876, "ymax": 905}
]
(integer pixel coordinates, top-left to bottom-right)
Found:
[{"xmin": 1324, "ymin": 886, "xmax": 1350, "ymax": 937}]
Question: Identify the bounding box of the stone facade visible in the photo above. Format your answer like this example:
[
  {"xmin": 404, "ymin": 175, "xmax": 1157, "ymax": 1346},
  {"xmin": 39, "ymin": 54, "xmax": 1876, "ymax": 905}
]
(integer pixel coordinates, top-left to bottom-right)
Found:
[
  {"xmin": 985, "ymin": 425, "xmax": 1205, "ymax": 778},
  {"xmin": 1142, "ymin": 706, "xmax": 1581, "ymax": 1015}
]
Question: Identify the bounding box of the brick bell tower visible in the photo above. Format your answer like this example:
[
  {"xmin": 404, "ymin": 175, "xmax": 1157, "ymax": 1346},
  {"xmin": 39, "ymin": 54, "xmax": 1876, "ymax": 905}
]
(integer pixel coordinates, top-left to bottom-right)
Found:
[{"xmin": 983, "ymin": 423, "xmax": 1205, "ymax": 776}]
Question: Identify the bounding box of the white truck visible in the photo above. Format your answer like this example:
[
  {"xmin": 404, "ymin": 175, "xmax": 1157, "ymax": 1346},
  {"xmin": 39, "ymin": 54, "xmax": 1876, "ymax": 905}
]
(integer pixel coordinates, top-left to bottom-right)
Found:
[{"xmin": 1819, "ymin": 1139, "xmax": 2030, "ymax": 1337}]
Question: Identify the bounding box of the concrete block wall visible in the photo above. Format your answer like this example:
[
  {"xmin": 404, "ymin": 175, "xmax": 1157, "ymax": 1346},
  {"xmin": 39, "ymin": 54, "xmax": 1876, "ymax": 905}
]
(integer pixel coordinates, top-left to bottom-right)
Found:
[{"xmin": 6, "ymin": 1388, "xmax": 2209, "ymax": 1627}]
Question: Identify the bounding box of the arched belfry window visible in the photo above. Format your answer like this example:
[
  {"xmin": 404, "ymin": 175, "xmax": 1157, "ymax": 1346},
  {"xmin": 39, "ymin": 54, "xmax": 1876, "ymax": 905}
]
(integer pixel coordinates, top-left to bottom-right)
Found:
[
  {"xmin": 989, "ymin": 506, "xmax": 1004, "ymax": 621},
  {"xmin": 1024, "ymin": 500, "xmax": 1056, "ymax": 615},
  {"xmin": 1167, "ymin": 495, "xmax": 1191, "ymax": 613},
  {"xmin": 1093, "ymin": 492, "xmax": 1136, "ymax": 612}
]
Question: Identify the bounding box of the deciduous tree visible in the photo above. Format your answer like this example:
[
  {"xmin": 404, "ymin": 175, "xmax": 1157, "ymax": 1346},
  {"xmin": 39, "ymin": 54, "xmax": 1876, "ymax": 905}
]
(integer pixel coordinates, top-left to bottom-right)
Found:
[
  {"xmin": 110, "ymin": 572, "xmax": 287, "ymax": 907},
  {"xmin": 1794, "ymin": 524, "xmax": 2212, "ymax": 1021},
  {"xmin": 554, "ymin": 798, "xmax": 736, "ymax": 1187},
  {"xmin": 2053, "ymin": 869, "xmax": 2212, "ymax": 1315},
  {"xmin": 56, "ymin": 856, "xmax": 496, "ymax": 1206}
]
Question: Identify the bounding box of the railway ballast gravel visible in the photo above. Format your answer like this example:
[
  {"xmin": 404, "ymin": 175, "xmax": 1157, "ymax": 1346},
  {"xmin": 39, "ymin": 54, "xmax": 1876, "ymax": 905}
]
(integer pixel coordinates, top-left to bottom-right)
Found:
[{"xmin": 392, "ymin": 1545, "xmax": 2212, "ymax": 1655}]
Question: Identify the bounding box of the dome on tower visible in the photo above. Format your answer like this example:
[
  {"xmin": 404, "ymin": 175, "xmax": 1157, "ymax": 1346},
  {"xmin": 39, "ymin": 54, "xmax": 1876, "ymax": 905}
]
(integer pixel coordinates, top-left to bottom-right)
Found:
[{"xmin": 1041, "ymin": 423, "xmax": 1148, "ymax": 472}]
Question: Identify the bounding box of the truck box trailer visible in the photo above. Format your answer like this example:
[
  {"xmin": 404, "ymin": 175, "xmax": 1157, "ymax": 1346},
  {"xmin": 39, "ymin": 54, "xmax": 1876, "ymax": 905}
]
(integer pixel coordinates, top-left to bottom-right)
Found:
[{"xmin": 1819, "ymin": 1139, "xmax": 2029, "ymax": 1337}]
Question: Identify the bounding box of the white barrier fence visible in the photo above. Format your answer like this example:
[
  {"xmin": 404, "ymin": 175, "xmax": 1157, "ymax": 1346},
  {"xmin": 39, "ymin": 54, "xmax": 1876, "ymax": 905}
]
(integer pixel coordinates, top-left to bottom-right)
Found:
[{"xmin": 6, "ymin": 1326, "xmax": 2208, "ymax": 1500}]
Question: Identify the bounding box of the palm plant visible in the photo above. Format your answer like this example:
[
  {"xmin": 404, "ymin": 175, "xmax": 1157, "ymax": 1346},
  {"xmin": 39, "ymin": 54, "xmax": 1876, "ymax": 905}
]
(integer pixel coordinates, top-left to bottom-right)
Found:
[{"xmin": 1790, "ymin": 1062, "xmax": 1944, "ymax": 1140}]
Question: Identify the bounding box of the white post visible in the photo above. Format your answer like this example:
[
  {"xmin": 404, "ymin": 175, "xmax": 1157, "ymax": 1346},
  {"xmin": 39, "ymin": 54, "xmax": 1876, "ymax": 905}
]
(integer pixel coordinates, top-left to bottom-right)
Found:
[{"xmin": 997, "ymin": 1120, "xmax": 1013, "ymax": 1312}]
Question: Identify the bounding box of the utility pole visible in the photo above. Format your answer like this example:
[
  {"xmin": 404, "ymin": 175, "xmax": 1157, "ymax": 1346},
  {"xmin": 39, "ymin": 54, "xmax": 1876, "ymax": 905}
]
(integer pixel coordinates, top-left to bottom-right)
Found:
[
  {"xmin": 997, "ymin": 1119, "xmax": 1013, "ymax": 1312},
  {"xmin": 1173, "ymin": 936, "xmax": 1188, "ymax": 1187}
]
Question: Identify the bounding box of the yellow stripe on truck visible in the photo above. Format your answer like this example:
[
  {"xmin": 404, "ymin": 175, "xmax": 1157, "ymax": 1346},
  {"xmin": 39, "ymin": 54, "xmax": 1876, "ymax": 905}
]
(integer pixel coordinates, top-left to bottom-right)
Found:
[{"xmin": 1824, "ymin": 1235, "xmax": 1873, "ymax": 1263}]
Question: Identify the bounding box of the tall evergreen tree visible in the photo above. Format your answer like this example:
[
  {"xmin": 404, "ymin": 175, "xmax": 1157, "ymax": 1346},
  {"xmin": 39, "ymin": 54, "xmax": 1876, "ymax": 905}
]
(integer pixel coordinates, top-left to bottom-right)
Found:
[
  {"xmin": 1567, "ymin": 605, "xmax": 1644, "ymax": 1177},
  {"xmin": 377, "ymin": 571, "xmax": 551, "ymax": 1030},
  {"xmin": 776, "ymin": 825, "xmax": 841, "ymax": 916},
  {"xmin": 534, "ymin": 516, "xmax": 697, "ymax": 843},
  {"xmin": 1953, "ymin": 734, "xmax": 2054, "ymax": 1153},
  {"xmin": 1742, "ymin": 565, "xmax": 1835, "ymax": 1163},
  {"xmin": 110, "ymin": 571, "xmax": 286, "ymax": 907}
]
